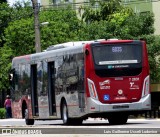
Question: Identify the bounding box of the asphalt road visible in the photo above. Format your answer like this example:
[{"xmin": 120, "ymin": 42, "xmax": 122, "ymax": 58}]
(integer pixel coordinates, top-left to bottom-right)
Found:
[
  {"xmin": 0, "ymin": 118, "xmax": 160, "ymax": 137},
  {"xmin": 0, "ymin": 118, "xmax": 160, "ymax": 127}
]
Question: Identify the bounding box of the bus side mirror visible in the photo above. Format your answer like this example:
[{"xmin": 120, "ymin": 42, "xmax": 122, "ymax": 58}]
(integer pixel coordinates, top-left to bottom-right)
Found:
[
  {"xmin": 9, "ymin": 73, "xmax": 13, "ymax": 84},
  {"xmin": 9, "ymin": 69, "xmax": 15, "ymax": 84},
  {"xmin": 85, "ymin": 49, "xmax": 89, "ymax": 56}
]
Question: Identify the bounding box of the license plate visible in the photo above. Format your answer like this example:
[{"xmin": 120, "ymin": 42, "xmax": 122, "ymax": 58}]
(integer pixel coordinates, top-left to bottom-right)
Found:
[{"xmin": 113, "ymin": 105, "xmax": 129, "ymax": 109}]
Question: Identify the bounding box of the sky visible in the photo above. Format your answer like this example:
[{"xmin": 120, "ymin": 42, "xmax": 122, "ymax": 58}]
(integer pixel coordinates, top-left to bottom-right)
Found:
[{"xmin": 7, "ymin": 0, "xmax": 41, "ymax": 6}]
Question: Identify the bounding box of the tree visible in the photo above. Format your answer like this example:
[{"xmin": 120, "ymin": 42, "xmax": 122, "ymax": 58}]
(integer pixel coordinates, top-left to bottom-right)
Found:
[
  {"xmin": 0, "ymin": 2, "xmax": 33, "ymax": 47},
  {"xmin": 4, "ymin": 8, "xmax": 80, "ymax": 55},
  {"xmin": 0, "ymin": 1, "xmax": 33, "ymax": 91},
  {"xmin": 0, "ymin": 3, "xmax": 12, "ymax": 47},
  {"xmin": 145, "ymin": 35, "xmax": 160, "ymax": 82},
  {"xmin": 0, "ymin": 0, "xmax": 7, "ymax": 3},
  {"xmin": 121, "ymin": 12, "xmax": 154, "ymax": 38},
  {"xmin": 0, "ymin": 46, "xmax": 12, "ymax": 90},
  {"xmin": 81, "ymin": 0, "xmax": 154, "ymax": 39},
  {"xmin": 0, "ymin": 7, "xmax": 81, "ymax": 91},
  {"xmin": 82, "ymin": 0, "xmax": 130, "ymax": 22}
]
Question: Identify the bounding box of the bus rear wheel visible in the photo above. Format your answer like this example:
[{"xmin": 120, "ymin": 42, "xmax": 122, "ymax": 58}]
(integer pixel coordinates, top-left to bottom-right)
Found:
[
  {"xmin": 108, "ymin": 114, "xmax": 128, "ymax": 125},
  {"xmin": 25, "ymin": 109, "xmax": 35, "ymax": 125},
  {"xmin": 61, "ymin": 101, "xmax": 83, "ymax": 125},
  {"xmin": 70, "ymin": 118, "xmax": 83, "ymax": 125},
  {"xmin": 62, "ymin": 101, "xmax": 70, "ymax": 125},
  {"xmin": 25, "ymin": 119, "xmax": 35, "ymax": 125}
]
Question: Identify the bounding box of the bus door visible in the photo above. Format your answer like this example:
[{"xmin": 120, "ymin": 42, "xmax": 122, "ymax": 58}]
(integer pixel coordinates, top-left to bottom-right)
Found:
[
  {"xmin": 48, "ymin": 61, "xmax": 56, "ymax": 116},
  {"xmin": 37, "ymin": 61, "xmax": 50, "ymax": 118},
  {"xmin": 31, "ymin": 64, "xmax": 39, "ymax": 116}
]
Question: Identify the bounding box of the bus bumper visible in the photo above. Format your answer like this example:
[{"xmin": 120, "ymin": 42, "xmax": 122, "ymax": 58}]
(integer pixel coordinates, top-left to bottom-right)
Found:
[{"xmin": 87, "ymin": 94, "xmax": 151, "ymax": 113}]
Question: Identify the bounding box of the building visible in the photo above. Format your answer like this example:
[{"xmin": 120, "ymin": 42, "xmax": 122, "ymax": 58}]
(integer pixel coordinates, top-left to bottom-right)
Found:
[
  {"xmin": 122, "ymin": 0, "xmax": 160, "ymax": 35},
  {"xmin": 41, "ymin": 0, "xmax": 52, "ymax": 6},
  {"xmin": 40, "ymin": 0, "xmax": 160, "ymax": 34},
  {"xmin": 152, "ymin": 0, "xmax": 160, "ymax": 35}
]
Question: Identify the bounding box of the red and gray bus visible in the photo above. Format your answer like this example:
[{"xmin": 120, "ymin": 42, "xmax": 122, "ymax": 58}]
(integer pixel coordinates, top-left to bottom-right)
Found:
[{"xmin": 10, "ymin": 39, "xmax": 151, "ymax": 125}]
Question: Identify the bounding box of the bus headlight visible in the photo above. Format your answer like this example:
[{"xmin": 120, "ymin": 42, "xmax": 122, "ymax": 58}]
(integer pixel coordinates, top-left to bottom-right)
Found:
[{"xmin": 87, "ymin": 78, "xmax": 98, "ymax": 100}]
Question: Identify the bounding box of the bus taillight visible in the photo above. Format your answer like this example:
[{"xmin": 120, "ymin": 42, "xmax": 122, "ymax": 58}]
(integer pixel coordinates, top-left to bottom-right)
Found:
[
  {"xmin": 87, "ymin": 78, "xmax": 99, "ymax": 100},
  {"xmin": 142, "ymin": 76, "xmax": 150, "ymax": 97}
]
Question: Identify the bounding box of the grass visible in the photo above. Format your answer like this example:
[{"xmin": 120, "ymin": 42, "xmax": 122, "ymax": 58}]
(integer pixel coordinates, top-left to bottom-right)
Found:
[{"xmin": 0, "ymin": 108, "xmax": 6, "ymax": 119}]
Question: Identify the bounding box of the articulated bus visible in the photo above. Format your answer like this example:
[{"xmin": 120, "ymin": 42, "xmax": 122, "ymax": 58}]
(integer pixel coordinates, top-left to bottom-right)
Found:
[{"xmin": 10, "ymin": 39, "xmax": 151, "ymax": 125}]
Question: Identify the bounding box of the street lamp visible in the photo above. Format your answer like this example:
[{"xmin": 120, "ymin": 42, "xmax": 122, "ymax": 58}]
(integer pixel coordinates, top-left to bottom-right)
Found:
[{"xmin": 41, "ymin": 22, "xmax": 49, "ymax": 26}]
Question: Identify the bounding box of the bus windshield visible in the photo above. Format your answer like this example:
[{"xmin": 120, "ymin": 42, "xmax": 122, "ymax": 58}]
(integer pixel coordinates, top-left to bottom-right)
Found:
[{"xmin": 92, "ymin": 43, "xmax": 142, "ymax": 77}]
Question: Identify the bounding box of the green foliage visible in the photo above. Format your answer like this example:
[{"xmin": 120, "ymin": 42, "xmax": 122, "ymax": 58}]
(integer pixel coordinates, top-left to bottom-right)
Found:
[
  {"xmin": 81, "ymin": 0, "xmax": 154, "ymax": 39},
  {"xmin": 121, "ymin": 12, "xmax": 154, "ymax": 38},
  {"xmin": 0, "ymin": 2, "xmax": 34, "ymax": 91},
  {"xmin": 0, "ymin": 0, "xmax": 7, "ymax": 3},
  {"xmin": 0, "ymin": 46, "xmax": 12, "ymax": 90},
  {"xmin": 77, "ymin": 20, "xmax": 114, "ymax": 40},
  {"xmin": 39, "ymin": 8, "xmax": 80, "ymax": 50},
  {"xmin": 11, "ymin": 1, "xmax": 33, "ymax": 21},
  {"xmin": 5, "ymin": 18, "xmax": 35, "ymax": 55},
  {"xmin": 145, "ymin": 35, "xmax": 160, "ymax": 82},
  {"xmin": 0, "ymin": 2, "xmax": 33, "ymax": 47},
  {"xmin": 0, "ymin": 108, "xmax": 6, "ymax": 119},
  {"xmin": 4, "ymin": 8, "xmax": 80, "ymax": 55},
  {"xmin": 82, "ymin": 0, "xmax": 132, "ymax": 22},
  {"xmin": 0, "ymin": 3, "xmax": 11, "ymax": 47}
]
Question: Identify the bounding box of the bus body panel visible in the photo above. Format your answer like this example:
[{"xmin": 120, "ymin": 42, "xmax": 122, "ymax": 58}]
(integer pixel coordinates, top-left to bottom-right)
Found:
[{"xmin": 87, "ymin": 94, "xmax": 151, "ymax": 113}]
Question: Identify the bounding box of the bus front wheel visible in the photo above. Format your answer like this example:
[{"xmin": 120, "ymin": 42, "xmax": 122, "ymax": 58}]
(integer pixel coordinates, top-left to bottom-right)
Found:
[{"xmin": 25, "ymin": 109, "xmax": 35, "ymax": 125}]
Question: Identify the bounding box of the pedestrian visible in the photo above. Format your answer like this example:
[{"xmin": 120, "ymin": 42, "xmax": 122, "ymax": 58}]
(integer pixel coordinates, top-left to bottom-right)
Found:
[{"xmin": 4, "ymin": 95, "xmax": 12, "ymax": 118}]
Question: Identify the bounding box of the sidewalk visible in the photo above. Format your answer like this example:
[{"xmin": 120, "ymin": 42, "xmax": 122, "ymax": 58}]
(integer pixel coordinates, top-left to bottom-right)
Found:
[{"xmin": 1, "ymin": 118, "xmax": 160, "ymax": 122}]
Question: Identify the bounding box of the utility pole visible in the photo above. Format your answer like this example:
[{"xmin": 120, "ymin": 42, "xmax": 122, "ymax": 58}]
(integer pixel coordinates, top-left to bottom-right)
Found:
[{"xmin": 31, "ymin": 0, "xmax": 41, "ymax": 53}]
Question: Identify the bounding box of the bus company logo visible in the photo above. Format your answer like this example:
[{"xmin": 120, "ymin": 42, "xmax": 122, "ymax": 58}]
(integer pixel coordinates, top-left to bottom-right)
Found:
[
  {"xmin": 130, "ymin": 82, "xmax": 139, "ymax": 89},
  {"xmin": 118, "ymin": 89, "xmax": 123, "ymax": 95},
  {"xmin": 99, "ymin": 80, "xmax": 110, "ymax": 90},
  {"xmin": 99, "ymin": 80, "xmax": 110, "ymax": 86}
]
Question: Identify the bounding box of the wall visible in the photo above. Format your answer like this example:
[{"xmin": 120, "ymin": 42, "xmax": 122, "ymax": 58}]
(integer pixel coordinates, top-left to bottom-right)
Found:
[{"xmin": 152, "ymin": 0, "xmax": 160, "ymax": 35}]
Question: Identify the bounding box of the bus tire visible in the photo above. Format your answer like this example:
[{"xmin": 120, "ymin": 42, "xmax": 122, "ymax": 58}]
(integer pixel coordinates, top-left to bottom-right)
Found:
[
  {"xmin": 62, "ymin": 101, "xmax": 70, "ymax": 125},
  {"xmin": 61, "ymin": 101, "xmax": 83, "ymax": 125},
  {"xmin": 70, "ymin": 118, "xmax": 83, "ymax": 125},
  {"xmin": 108, "ymin": 114, "xmax": 128, "ymax": 125},
  {"xmin": 25, "ymin": 109, "xmax": 35, "ymax": 125},
  {"xmin": 25, "ymin": 119, "xmax": 35, "ymax": 125}
]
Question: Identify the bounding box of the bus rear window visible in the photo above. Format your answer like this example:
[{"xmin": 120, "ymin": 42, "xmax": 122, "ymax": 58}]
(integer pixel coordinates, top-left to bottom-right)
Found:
[{"xmin": 92, "ymin": 43, "xmax": 142, "ymax": 66}]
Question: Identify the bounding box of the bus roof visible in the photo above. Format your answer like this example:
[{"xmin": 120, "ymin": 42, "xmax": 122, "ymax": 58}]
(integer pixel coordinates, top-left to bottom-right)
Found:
[
  {"xmin": 12, "ymin": 39, "xmax": 141, "ymax": 65},
  {"xmin": 46, "ymin": 41, "xmax": 97, "ymax": 51}
]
